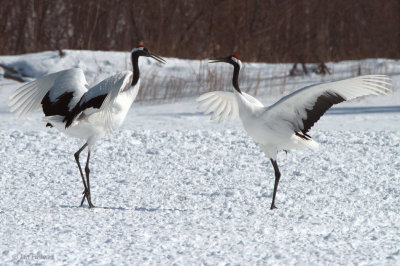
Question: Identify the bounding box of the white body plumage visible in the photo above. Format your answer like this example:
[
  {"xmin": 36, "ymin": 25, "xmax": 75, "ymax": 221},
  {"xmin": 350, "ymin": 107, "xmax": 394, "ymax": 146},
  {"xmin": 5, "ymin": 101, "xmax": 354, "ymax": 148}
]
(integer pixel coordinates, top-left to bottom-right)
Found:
[
  {"xmin": 198, "ymin": 75, "xmax": 391, "ymax": 159},
  {"xmin": 9, "ymin": 68, "xmax": 138, "ymax": 147}
]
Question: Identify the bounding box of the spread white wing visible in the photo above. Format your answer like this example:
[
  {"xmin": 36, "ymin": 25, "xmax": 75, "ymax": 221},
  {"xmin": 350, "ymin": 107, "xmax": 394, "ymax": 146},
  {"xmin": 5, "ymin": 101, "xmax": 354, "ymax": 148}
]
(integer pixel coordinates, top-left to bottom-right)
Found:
[
  {"xmin": 9, "ymin": 68, "xmax": 88, "ymax": 118},
  {"xmin": 64, "ymin": 71, "xmax": 134, "ymax": 133},
  {"xmin": 98, "ymin": 71, "xmax": 134, "ymax": 133},
  {"xmin": 196, "ymin": 91, "xmax": 264, "ymax": 122},
  {"xmin": 264, "ymin": 75, "xmax": 392, "ymax": 134}
]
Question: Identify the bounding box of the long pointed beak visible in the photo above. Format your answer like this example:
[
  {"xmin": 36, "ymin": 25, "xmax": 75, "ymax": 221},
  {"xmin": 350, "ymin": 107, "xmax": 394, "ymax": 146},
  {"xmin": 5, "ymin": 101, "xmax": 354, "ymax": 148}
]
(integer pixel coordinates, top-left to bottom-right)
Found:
[
  {"xmin": 209, "ymin": 57, "xmax": 229, "ymax": 64},
  {"xmin": 149, "ymin": 53, "xmax": 166, "ymax": 64}
]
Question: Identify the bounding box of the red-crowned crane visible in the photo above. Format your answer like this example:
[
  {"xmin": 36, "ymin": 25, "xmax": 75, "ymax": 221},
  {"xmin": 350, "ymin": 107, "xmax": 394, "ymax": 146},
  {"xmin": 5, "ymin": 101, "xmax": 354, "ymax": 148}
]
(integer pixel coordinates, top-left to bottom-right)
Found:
[
  {"xmin": 9, "ymin": 45, "xmax": 166, "ymax": 208},
  {"xmin": 197, "ymin": 54, "xmax": 392, "ymax": 209}
]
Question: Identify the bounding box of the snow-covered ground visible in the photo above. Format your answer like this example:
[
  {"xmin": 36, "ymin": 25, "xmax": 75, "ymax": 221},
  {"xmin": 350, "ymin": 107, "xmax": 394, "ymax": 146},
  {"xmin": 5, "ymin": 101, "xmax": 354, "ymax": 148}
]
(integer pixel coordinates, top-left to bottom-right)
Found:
[{"xmin": 0, "ymin": 51, "xmax": 399, "ymax": 265}]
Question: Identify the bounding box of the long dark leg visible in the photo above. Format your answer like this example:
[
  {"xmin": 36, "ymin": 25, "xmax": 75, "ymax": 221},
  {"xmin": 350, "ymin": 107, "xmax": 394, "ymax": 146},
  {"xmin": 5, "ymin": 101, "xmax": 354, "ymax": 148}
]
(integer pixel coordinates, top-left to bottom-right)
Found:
[
  {"xmin": 270, "ymin": 159, "xmax": 281, "ymax": 210},
  {"xmin": 82, "ymin": 150, "xmax": 95, "ymax": 208},
  {"xmin": 74, "ymin": 143, "xmax": 89, "ymax": 206}
]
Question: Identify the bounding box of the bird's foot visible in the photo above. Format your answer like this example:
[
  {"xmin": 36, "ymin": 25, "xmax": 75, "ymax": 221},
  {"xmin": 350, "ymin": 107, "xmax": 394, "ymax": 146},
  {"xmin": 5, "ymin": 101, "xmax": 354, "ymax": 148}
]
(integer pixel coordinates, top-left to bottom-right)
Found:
[
  {"xmin": 80, "ymin": 189, "xmax": 86, "ymax": 206},
  {"xmin": 270, "ymin": 204, "xmax": 277, "ymax": 210},
  {"xmin": 80, "ymin": 189, "xmax": 95, "ymax": 208},
  {"xmin": 88, "ymin": 200, "xmax": 95, "ymax": 208}
]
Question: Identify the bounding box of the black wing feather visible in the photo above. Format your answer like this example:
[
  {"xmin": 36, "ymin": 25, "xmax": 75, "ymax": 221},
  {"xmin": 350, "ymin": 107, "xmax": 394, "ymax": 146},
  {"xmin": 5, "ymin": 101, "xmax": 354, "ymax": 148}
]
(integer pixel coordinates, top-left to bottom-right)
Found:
[
  {"xmin": 41, "ymin": 92, "xmax": 74, "ymax": 117},
  {"xmin": 64, "ymin": 94, "xmax": 107, "ymax": 128},
  {"xmin": 301, "ymin": 92, "xmax": 345, "ymax": 134}
]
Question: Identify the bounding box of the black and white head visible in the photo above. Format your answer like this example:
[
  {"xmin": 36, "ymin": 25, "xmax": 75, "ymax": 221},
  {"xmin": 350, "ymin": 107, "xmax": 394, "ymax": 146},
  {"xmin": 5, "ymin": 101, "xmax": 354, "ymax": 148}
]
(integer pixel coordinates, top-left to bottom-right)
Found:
[
  {"xmin": 209, "ymin": 54, "xmax": 243, "ymax": 93},
  {"xmin": 209, "ymin": 54, "xmax": 242, "ymax": 69},
  {"xmin": 131, "ymin": 44, "xmax": 166, "ymax": 64}
]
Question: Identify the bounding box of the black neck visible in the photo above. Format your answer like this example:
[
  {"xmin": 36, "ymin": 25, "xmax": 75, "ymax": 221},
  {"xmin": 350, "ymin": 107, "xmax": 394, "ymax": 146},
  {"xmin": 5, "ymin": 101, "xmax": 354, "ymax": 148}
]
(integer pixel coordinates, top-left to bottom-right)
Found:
[
  {"xmin": 232, "ymin": 64, "xmax": 241, "ymax": 94},
  {"xmin": 131, "ymin": 54, "xmax": 140, "ymax": 86}
]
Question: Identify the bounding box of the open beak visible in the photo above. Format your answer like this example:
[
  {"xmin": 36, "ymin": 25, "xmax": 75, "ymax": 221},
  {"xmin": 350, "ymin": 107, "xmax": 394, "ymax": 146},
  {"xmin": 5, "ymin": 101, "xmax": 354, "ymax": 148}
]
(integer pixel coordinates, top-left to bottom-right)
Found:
[
  {"xmin": 209, "ymin": 57, "xmax": 229, "ymax": 64},
  {"xmin": 149, "ymin": 53, "xmax": 166, "ymax": 64}
]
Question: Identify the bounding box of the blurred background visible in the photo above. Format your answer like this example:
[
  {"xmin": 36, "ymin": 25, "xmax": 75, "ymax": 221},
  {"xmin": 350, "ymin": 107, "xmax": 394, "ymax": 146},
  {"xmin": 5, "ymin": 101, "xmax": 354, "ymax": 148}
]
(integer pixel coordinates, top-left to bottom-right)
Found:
[
  {"xmin": 1, "ymin": 0, "xmax": 398, "ymax": 62},
  {"xmin": 0, "ymin": 0, "xmax": 399, "ymax": 104}
]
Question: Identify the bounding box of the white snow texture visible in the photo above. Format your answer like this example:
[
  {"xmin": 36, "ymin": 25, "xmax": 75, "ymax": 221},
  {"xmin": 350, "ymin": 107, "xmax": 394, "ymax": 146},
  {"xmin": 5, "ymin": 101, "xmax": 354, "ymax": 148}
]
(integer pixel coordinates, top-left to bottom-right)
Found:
[{"xmin": 0, "ymin": 51, "xmax": 399, "ymax": 265}]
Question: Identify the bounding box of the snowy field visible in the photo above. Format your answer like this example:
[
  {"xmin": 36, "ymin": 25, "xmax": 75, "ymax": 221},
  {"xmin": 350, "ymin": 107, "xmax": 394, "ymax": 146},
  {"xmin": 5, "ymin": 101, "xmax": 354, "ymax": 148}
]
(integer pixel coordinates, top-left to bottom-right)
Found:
[{"xmin": 0, "ymin": 51, "xmax": 400, "ymax": 265}]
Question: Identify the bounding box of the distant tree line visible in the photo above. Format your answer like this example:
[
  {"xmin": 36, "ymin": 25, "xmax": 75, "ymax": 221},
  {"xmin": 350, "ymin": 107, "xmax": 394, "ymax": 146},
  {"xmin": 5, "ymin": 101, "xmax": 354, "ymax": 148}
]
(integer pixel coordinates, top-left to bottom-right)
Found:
[{"xmin": 0, "ymin": 0, "xmax": 398, "ymax": 62}]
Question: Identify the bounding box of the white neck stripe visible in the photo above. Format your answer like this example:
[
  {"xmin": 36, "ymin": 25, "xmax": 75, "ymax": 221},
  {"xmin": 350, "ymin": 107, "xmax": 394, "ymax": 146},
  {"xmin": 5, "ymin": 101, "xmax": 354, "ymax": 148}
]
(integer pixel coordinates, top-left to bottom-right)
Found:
[
  {"xmin": 232, "ymin": 57, "xmax": 242, "ymax": 68},
  {"xmin": 132, "ymin": 47, "xmax": 145, "ymax": 53}
]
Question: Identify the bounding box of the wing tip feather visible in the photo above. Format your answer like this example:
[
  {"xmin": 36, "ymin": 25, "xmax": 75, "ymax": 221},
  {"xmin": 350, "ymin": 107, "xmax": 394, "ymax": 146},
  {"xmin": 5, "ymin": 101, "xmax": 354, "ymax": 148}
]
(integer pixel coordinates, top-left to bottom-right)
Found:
[{"xmin": 197, "ymin": 91, "xmax": 238, "ymax": 123}]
